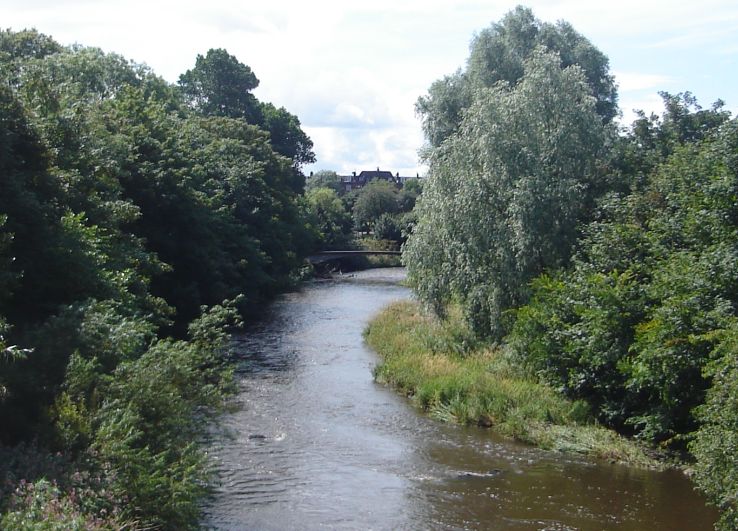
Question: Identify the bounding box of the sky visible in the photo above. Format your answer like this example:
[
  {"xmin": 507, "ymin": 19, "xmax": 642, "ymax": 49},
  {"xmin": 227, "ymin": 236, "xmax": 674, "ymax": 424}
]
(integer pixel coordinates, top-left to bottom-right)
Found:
[{"xmin": 4, "ymin": 0, "xmax": 738, "ymax": 176}]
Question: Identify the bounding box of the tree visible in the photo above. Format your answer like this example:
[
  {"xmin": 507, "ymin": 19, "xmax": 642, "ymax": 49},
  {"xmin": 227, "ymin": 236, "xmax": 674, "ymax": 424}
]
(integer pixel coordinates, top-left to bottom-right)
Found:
[
  {"xmin": 402, "ymin": 178, "xmax": 423, "ymax": 195},
  {"xmin": 306, "ymin": 170, "xmax": 343, "ymax": 194},
  {"xmin": 0, "ymin": 28, "xmax": 62, "ymax": 82},
  {"xmin": 397, "ymin": 179, "xmax": 422, "ymax": 212},
  {"xmin": 0, "ymin": 30, "xmax": 316, "ymax": 527},
  {"xmin": 415, "ymin": 71, "xmax": 469, "ymax": 149},
  {"xmin": 600, "ymin": 91, "xmax": 733, "ymax": 210},
  {"xmin": 305, "ymin": 187, "xmax": 352, "ymax": 247},
  {"xmin": 178, "ymin": 49, "xmax": 315, "ymax": 175},
  {"xmin": 260, "ymin": 102, "xmax": 315, "ymax": 170},
  {"xmin": 405, "ymin": 48, "xmax": 609, "ymax": 338},
  {"xmin": 416, "ymin": 6, "xmax": 617, "ymax": 148},
  {"xmin": 372, "ymin": 213, "xmax": 403, "ymax": 242},
  {"xmin": 178, "ymin": 48, "xmax": 262, "ymax": 123},
  {"xmin": 352, "ymin": 180, "xmax": 399, "ymax": 232},
  {"xmin": 509, "ymin": 114, "xmax": 738, "ymax": 443}
]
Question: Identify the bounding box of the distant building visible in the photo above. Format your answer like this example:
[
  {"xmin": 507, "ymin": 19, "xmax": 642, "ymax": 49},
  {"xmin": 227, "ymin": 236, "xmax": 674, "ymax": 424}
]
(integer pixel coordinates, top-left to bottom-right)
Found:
[{"xmin": 337, "ymin": 168, "xmax": 421, "ymax": 192}]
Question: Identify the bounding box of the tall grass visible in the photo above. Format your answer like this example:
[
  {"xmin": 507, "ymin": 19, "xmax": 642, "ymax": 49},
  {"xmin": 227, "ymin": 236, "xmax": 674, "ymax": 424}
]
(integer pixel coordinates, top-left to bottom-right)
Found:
[{"xmin": 365, "ymin": 301, "xmax": 657, "ymax": 467}]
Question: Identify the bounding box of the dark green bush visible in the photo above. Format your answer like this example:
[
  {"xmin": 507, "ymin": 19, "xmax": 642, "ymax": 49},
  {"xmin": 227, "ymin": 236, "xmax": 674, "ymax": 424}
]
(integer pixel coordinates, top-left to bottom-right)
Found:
[
  {"xmin": 510, "ymin": 121, "xmax": 738, "ymax": 446},
  {"xmin": 373, "ymin": 213, "xmax": 403, "ymax": 242}
]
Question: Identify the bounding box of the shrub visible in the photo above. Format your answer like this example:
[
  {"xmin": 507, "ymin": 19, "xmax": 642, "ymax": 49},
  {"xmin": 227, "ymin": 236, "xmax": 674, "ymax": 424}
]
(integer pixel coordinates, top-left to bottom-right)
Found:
[{"xmin": 690, "ymin": 326, "xmax": 738, "ymax": 531}]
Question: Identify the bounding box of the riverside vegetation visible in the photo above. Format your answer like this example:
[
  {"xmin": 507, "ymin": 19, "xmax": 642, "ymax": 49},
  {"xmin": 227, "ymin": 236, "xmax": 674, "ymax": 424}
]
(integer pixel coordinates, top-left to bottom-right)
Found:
[
  {"xmin": 2, "ymin": 5, "xmax": 737, "ymax": 530},
  {"xmin": 370, "ymin": 7, "xmax": 737, "ymax": 530},
  {"xmin": 365, "ymin": 301, "xmax": 657, "ymax": 467},
  {"xmin": 0, "ymin": 29, "xmax": 318, "ymax": 529},
  {"xmin": 0, "ymin": 27, "xmax": 416, "ymax": 529}
]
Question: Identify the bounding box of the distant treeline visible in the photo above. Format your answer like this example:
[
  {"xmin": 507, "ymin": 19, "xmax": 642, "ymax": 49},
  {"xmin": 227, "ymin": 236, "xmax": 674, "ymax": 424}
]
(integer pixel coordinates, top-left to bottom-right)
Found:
[
  {"xmin": 405, "ymin": 7, "xmax": 736, "ymax": 529},
  {"xmin": 305, "ymin": 170, "xmax": 423, "ymax": 249},
  {"xmin": 0, "ymin": 29, "xmax": 318, "ymax": 528}
]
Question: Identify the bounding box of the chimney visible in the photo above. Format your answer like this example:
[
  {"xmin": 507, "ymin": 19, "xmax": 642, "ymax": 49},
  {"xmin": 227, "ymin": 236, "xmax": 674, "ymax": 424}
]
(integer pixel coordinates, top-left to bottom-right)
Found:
[{"xmin": 309, "ymin": 171, "xmax": 313, "ymax": 177}]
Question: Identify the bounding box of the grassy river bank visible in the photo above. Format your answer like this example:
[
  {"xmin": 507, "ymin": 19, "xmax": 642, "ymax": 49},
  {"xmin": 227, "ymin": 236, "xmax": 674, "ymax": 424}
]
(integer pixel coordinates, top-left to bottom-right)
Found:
[{"xmin": 365, "ymin": 300, "xmax": 660, "ymax": 468}]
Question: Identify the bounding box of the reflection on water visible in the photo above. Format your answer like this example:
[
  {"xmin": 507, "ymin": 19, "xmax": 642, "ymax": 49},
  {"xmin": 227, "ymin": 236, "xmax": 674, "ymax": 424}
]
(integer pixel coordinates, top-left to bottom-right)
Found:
[{"xmin": 202, "ymin": 268, "xmax": 717, "ymax": 530}]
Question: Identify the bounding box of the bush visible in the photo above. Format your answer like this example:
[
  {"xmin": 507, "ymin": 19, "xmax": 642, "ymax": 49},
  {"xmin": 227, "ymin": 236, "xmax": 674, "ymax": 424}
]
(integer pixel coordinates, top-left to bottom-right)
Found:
[
  {"xmin": 372, "ymin": 213, "xmax": 402, "ymax": 242},
  {"xmin": 1, "ymin": 478, "xmax": 124, "ymax": 530},
  {"xmin": 690, "ymin": 326, "xmax": 738, "ymax": 531},
  {"xmin": 88, "ymin": 301, "xmax": 238, "ymax": 529}
]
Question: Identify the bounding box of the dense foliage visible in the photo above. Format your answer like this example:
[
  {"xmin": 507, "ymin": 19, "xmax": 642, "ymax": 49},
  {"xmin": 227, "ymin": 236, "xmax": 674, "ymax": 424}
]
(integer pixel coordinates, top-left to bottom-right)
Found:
[
  {"xmin": 405, "ymin": 7, "xmax": 736, "ymax": 527},
  {"xmin": 304, "ymin": 172, "xmax": 421, "ymax": 249},
  {"xmin": 179, "ymin": 48, "xmax": 315, "ymax": 172},
  {"xmin": 510, "ymin": 115, "xmax": 736, "ymax": 442},
  {"xmin": 508, "ymin": 111, "xmax": 737, "ymax": 528},
  {"xmin": 0, "ymin": 28, "xmax": 315, "ymax": 528},
  {"xmin": 406, "ymin": 47, "xmax": 610, "ymax": 339},
  {"xmin": 691, "ymin": 326, "xmax": 738, "ymax": 530},
  {"xmin": 352, "ymin": 180, "xmax": 401, "ymax": 232},
  {"xmin": 304, "ymin": 187, "xmax": 352, "ymax": 247}
]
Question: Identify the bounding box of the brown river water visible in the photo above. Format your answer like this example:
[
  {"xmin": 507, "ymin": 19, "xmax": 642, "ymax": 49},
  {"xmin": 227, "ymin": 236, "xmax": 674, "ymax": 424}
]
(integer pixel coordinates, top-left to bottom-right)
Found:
[{"xmin": 202, "ymin": 268, "xmax": 718, "ymax": 530}]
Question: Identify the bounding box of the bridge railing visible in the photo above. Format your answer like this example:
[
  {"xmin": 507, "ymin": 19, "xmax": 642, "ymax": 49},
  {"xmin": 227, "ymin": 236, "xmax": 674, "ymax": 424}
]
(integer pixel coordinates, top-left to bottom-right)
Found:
[{"xmin": 306, "ymin": 250, "xmax": 402, "ymax": 264}]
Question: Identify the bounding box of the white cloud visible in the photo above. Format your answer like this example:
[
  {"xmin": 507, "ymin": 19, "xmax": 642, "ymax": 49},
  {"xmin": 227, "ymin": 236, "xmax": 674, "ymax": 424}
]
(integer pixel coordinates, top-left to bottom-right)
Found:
[
  {"xmin": 4, "ymin": 0, "xmax": 737, "ymax": 174},
  {"xmin": 615, "ymin": 72, "xmax": 673, "ymax": 92},
  {"xmin": 618, "ymin": 93, "xmax": 667, "ymax": 128},
  {"xmin": 304, "ymin": 123, "xmax": 424, "ymax": 177}
]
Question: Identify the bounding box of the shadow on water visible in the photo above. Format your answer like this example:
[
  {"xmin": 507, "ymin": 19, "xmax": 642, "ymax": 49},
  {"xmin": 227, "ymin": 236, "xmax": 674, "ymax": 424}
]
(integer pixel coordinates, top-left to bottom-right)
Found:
[{"xmin": 202, "ymin": 268, "xmax": 717, "ymax": 530}]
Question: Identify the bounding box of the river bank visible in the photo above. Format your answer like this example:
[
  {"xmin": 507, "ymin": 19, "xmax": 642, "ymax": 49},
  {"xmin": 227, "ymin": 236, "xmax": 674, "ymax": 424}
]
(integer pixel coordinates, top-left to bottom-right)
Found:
[{"xmin": 365, "ymin": 300, "xmax": 663, "ymax": 468}]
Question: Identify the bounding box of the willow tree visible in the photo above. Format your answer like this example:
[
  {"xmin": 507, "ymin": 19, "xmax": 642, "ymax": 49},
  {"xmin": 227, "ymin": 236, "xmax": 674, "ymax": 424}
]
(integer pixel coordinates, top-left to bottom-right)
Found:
[
  {"xmin": 405, "ymin": 48, "xmax": 610, "ymax": 339},
  {"xmin": 416, "ymin": 6, "xmax": 617, "ymax": 149}
]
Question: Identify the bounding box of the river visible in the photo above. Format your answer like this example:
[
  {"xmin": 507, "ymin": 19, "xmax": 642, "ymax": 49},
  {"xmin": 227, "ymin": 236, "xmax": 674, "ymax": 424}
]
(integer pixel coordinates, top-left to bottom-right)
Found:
[{"xmin": 202, "ymin": 268, "xmax": 717, "ymax": 530}]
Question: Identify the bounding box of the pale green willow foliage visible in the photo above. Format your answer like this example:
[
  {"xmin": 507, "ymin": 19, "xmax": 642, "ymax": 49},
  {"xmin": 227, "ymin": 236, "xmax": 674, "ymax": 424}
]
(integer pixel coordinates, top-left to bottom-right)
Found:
[{"xmin": 405, "ymin": 48, "xmax": 609, "ymax": 339}]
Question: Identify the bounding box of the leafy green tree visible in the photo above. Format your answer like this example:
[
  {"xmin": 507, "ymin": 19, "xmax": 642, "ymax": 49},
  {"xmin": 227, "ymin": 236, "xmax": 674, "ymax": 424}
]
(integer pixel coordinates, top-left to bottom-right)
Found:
[
  {"xmin": 402, "ymin": 178, "xmax": 423, "ymax": 195},
  {"xmin": 178, "ymin": 49, "xmax": 314, "ymax": 178},
  {"xmin": 0, "ymin": 28, "xmax": 62, "ymax": 60},
  {"xmin": 406, "ymin": 48, "xmax": 609, "ymax": 338},
  {"xmin": 305, "ymin": 187, "xmax": 352, "ymax": 247},
  {"xmin": 417, "ymin": 6, "xmax": 617, "ymax": 148},
  {"xmin": 609, "ymin": 92, "xmax": 731, "ymax": 191},
  {"xmin": 416, "ymin": 71, "xmax": 469, "ymax": 149},
  {"xmin": 510, "ymin": 115, "xmax": 738, "ymax": 444},
  {"xmin": 0, "ymin": 31, "xmax": 316, "ymax": 528},
  {"xmin": 509, "ymin": 270, "xmax": 644, "ymax": 430},
  {"xmin": 397, "ymin": 181, "xmax": 421, "ymax": 212},
  {"xmin": 0, "ymin": 58, "xmax": 168, "ymax": 443},
  {"xmin": 373, "ymin": 213, "xmax": 403, "ymax": 242},
  {"xmin": 657, "ymin": 92, "xmax": 731, "ymax": 149},
  {"xmin": 0, "ymin": 28, "xmax": 62, "ymax": 86},
  {"xmin": 178, "ymin": 48, "xmax": 261, "ymax": 123},
  {"xmin": 0, "ymin": 81, "xmax": 107, "ymax": 325},
  {"xmin": 306, "ymin": 169, "xmax": 343, "ymax": 194},
  {"xmin": 260, "ymin": 102, "xmax": 315, "ymax": 170},
  {"xmin": 91, "ymin": 88, "xmax": 304, "ymax": 325},
  {"xmin": 352, "ymin": 179, "xmax": 399, "ymax": 232}
]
